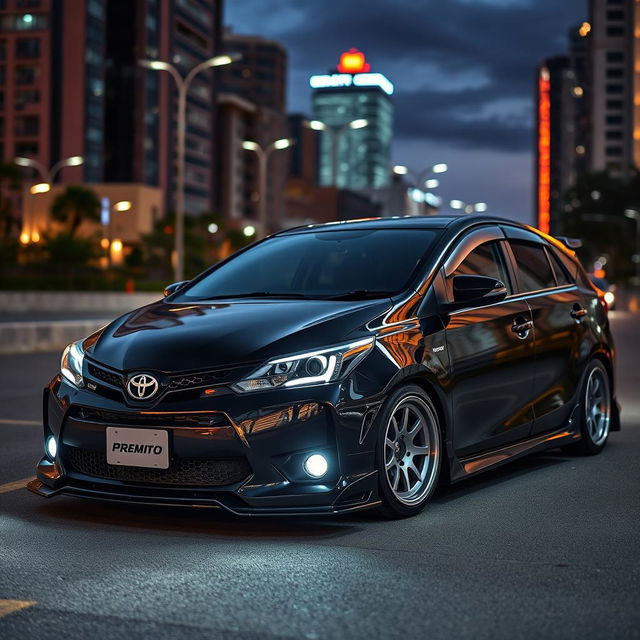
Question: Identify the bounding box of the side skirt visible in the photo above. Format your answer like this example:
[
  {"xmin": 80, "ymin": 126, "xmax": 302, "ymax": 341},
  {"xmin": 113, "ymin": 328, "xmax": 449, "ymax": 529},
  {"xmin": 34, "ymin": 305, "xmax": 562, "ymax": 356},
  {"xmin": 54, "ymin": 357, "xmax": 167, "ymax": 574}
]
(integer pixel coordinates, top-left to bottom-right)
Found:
[{"xmin": 448, "ymin": 426, "xmax": 580, "ymax": 483}]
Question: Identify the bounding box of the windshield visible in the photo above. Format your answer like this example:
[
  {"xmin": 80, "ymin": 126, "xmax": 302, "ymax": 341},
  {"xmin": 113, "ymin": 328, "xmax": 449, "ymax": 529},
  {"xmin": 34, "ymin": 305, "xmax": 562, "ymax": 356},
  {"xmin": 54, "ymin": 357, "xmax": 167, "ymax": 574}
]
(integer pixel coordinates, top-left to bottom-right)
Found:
[{"xmin": 178, "ymin": 228, "xmax": 440, "ymax": 301}]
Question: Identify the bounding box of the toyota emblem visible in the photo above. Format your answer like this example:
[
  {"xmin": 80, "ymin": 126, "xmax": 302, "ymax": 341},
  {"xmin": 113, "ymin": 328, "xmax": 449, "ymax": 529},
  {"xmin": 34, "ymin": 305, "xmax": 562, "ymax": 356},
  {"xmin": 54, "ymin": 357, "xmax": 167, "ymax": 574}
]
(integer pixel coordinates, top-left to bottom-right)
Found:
[{"xmin": 127, "ymin": 374, "xmax": 159, "ymax": 400}]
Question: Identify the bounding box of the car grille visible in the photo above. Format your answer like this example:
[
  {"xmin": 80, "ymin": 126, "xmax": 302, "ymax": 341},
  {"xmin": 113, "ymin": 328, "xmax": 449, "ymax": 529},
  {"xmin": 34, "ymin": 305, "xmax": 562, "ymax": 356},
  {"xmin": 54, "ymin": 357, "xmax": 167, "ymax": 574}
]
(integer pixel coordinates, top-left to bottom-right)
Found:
[
  {"xmin": 64, "ymin": 447, "xmax": 251, "ymax": 486},
  {"xmin": 69, "ymin": 406, "xmax": 231, "ymax": 428},
  {"xmin": 87, "ymin": 363, "xmax": 123, "ymax": 387}
]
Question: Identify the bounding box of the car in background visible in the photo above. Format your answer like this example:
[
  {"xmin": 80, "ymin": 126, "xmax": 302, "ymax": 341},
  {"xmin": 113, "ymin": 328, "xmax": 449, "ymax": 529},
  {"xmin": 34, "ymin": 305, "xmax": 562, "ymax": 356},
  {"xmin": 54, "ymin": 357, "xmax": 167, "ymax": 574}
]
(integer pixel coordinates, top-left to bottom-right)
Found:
[{"xmin": 589, "ymin": 275, "xmax": 616, "ymax": 310}]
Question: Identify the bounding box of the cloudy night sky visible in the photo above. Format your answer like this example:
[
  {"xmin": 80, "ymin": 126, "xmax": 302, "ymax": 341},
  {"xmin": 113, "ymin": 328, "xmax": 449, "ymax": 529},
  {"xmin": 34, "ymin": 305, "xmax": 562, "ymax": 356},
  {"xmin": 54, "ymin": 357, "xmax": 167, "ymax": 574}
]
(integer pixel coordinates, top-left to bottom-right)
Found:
[{"xmin": 226, "ymin": 0, "xmax": 586, "ymax": 224}]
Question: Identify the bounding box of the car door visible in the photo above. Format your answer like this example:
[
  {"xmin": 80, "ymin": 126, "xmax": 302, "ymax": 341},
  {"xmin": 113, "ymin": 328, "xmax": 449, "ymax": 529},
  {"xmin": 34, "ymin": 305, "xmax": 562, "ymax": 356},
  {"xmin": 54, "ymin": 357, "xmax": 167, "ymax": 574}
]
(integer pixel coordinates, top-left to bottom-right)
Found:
[
  {"xmin": 441, "ymin": 227, "xmax": 536, "ymax": 457},
  {"xmin": 502, "ymin": 226, "xmax": 589, "ymax": 436}
]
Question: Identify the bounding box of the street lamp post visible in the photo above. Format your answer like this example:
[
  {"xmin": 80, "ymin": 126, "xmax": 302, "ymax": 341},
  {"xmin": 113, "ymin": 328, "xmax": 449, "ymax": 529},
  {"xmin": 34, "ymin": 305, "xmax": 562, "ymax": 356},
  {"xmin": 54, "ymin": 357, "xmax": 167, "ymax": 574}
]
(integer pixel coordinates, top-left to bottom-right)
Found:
[
  {"xmin": 307, "ymin": 118, "xmax": 368, "ymax": 187},
  {"xmin": 14, "ymin": 155, "xmax": 84, "ymax": 244},
  {"xmin": 139, "ymin": 53, "xmax": 241, "ymax": 282},
  {"xmin": 242, "ymin": 138, "xmax": 294, "ymax": 239},
  {"xmin": 392, "ymin": 163, "xmax": 448, "ymax": 189},
  {"xmin": 14, "ymin": 154, "xmax": 84, "ymax": 188},
  {"xmin": 624, "ymin": 209, "xmax": 640, "ymax": 285},
  {"xmin": 450, "ymin": 199, "xmax": 488, "ymax": 214}
]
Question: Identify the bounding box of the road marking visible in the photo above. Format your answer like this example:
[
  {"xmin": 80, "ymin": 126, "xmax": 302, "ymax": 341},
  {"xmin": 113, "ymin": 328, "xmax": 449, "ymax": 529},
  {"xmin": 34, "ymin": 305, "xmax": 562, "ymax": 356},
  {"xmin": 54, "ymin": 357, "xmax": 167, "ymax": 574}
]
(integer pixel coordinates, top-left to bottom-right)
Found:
[
  {"xmin": 0, "ymin": 419, "xmax": 40, "ymax": 426},
  {"xmin": 0, "ymin": 477, "xmax": 34, "ymax": 494},
  {"xmin": 0, "ymin": 599, "xmax": 36, "ymax": 618}
]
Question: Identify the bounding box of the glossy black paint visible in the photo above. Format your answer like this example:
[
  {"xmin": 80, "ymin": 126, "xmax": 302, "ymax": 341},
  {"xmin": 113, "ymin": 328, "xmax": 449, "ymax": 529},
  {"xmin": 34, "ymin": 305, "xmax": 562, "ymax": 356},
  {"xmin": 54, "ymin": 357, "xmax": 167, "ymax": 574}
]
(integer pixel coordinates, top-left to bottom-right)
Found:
[{"xmin": 29, "ymin": 215, "xmax": 620, "ymax": 515}]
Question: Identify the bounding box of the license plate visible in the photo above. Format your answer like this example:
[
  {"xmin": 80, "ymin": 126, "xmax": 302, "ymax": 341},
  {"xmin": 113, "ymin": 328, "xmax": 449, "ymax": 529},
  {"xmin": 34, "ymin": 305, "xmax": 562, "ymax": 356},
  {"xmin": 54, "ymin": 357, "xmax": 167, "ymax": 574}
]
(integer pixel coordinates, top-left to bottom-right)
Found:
[{"xmin": 106, "ymin": 427, "xmax": 169, "ymax": 469}]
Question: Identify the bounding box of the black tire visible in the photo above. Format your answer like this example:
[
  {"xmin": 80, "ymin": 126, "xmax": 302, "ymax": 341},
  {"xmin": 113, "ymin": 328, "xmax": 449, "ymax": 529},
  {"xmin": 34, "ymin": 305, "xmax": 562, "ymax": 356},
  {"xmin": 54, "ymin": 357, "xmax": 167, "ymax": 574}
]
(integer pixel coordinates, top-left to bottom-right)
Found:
[
  {"xmin": 564, "ymin": 359, "xmax": 612, "ymax": 456},
  {"xmin": 374, "ymin": 384, "xmax": 442, "ymax": 518}
]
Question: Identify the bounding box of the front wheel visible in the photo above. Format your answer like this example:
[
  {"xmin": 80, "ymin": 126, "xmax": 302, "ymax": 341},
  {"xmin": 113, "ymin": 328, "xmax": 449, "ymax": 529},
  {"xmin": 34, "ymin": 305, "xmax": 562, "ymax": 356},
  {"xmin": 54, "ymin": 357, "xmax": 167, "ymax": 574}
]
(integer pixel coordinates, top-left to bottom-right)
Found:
[
  {"xmin": 566, "ymin": 359, "xmax": 612, "ymax": 455},
  {"xmin": 375, "ymin": 385, "xmax": 442, "ymax": 518}
]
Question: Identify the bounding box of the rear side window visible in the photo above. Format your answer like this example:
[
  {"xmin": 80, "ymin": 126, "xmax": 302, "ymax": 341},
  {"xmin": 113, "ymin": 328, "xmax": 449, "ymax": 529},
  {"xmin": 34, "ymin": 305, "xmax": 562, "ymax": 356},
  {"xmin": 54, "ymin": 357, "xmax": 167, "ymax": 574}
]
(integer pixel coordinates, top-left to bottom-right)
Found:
[
  {"xmin": 550, "ymin": 246, "xmax": 579, "ymax": 281},
  {"xmin": 509, "ymin": 241, "xmax": 556, "ymax": 292},
  {"xmin": 452, "ymin": 241, "xmax": 511, "ymax": 292},
  {"xmin": 546, "ymin": 248, "xmax": 572, "ymax": 286}
]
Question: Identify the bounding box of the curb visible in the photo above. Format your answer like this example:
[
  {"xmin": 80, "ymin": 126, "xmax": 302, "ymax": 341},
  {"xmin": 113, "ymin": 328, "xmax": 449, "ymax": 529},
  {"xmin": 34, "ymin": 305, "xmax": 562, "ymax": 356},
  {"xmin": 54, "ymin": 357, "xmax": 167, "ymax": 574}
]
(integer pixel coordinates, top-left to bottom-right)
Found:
[{"xmin": 0, "ymin": 320, "xmax": 110, "ymax": 354}]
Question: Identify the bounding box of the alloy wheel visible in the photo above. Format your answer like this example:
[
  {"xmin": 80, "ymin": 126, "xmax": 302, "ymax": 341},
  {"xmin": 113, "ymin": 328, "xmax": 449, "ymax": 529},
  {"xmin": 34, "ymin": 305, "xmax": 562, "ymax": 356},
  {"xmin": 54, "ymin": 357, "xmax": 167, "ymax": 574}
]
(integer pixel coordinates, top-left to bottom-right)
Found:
[
  {"xmin": 383, "ymin": 395, "xmax": 440, "ymax": 506},
  {"xmin": 584, "ymin": 366, "xmax": 611, "ymax": 447}
]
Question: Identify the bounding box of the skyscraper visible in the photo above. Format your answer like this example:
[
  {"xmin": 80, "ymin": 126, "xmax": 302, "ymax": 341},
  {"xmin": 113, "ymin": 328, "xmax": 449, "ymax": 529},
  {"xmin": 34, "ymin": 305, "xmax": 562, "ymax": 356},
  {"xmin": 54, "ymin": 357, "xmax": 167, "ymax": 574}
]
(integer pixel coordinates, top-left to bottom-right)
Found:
[
  {"xmin": 1, "ymin": 0, "xmax": 223, "ymax": 214},
  {"xmin": 588, "ymin": 0, "xmax": 638, "ymax": 175},
  {"xmin": 310, "ymin": 49, "xmax": 393, "ymax": 190}
]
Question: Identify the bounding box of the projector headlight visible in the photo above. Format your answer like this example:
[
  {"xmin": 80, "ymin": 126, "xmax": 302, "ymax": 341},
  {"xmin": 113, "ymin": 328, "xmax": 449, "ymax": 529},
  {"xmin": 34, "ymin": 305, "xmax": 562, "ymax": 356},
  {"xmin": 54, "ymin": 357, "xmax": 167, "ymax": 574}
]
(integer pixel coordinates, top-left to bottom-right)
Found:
[
  {"xmin": 232, "ymin": 337, "xmax": 375, "ymax": 393},
  {"xmin": 60, "ymin": 340, "xmax": 85, "ymax": 388}
]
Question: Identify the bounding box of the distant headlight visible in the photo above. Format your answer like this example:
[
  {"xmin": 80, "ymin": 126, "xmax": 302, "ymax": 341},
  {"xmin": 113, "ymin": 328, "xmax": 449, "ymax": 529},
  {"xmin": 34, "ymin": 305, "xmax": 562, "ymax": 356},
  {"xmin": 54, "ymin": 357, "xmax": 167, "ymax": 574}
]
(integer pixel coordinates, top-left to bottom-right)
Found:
[
  {"xmin": 231, "ymin": 337, "xmax": 375, "ymax": 393},
  {"xmin": 604, "ymin": 291, "xmax": 615, "ymax": 306},
  {"xmin": 60, "ymin": 340, "xmax": 85, "ymax": 388}
]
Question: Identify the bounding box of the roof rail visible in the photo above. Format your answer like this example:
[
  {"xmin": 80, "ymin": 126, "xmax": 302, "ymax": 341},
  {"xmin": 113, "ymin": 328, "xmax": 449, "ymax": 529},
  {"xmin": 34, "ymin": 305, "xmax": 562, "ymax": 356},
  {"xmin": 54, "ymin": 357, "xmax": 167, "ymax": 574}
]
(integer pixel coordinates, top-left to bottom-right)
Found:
[{"xmin": 555, "ymin": 236, "xmax": 582, "ymax": 250}]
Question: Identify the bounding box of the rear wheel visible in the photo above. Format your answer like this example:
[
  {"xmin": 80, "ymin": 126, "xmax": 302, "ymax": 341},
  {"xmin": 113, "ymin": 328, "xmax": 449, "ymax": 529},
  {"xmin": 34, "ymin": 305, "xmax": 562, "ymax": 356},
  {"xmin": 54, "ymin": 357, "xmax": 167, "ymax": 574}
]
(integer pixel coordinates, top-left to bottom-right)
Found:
[
  {"xmin": 566, "ymin": 360, "xmax": 611, "ymax": 455},
  {"xmin": 375, "ymin": 385, "xmax": 442, "ymax": 518}
]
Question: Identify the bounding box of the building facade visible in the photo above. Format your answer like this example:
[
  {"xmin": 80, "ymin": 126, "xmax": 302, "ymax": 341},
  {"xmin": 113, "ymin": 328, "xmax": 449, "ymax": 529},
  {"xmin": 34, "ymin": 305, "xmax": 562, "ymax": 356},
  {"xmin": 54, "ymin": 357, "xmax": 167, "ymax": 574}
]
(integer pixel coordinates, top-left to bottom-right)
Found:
[
  {"xmin": 216, "ymin": 31, "xmax": 289, "ymax": 231},
  {"xmin": 588, "ymin": 0, "xmax": 637, "ymax": 175},
  {"xmin": 310, "ymin": 49, "xmax": 393, "ymax": 190},
  {"xmin": 1, "ymin": 0, "xmax": 224, "ymax": 217}
]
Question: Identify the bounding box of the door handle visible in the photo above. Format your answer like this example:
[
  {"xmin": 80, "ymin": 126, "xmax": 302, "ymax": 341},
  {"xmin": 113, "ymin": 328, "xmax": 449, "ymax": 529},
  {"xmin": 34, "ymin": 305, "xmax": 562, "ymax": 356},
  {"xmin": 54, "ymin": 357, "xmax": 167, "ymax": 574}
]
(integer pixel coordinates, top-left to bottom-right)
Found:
[
  {"xmin": 511, "ymin": 319, "xmax": 533, "ymax": 339},
  {"xmin": 570, "ymin": 306, "xmax": 588, "ymax": 320}
]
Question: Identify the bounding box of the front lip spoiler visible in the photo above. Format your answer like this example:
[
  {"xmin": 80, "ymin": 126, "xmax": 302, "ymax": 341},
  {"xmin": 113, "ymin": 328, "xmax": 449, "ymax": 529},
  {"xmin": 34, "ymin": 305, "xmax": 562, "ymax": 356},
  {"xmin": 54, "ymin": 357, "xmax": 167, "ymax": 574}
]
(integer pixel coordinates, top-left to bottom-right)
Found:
[{"xmin": 26, "ymin": 478, "xmax": 380, "ymax": 516}]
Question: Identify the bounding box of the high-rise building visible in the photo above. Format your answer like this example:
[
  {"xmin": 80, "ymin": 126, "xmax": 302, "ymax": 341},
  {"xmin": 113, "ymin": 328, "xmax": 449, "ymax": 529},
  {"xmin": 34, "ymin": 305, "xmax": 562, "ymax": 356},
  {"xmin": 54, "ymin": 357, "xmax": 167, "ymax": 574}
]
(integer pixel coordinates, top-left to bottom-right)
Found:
[
  {"xmin": 310, "ymin": 49, "xmax": 393, "ymax": 190},
  {"xmin": 535, "ymin": 57, "xmax": 577, "ymax": 234},
  {"xmin": 588, "ymin": 0, "xmax": 637, "ymax": 175},
  {"xmin": 216, "ymin": 31, "xmax": 289, "ymax": 230},
  {"xmin": 1, "ymin": 0, "xmax": 223, "ymax": 215}
]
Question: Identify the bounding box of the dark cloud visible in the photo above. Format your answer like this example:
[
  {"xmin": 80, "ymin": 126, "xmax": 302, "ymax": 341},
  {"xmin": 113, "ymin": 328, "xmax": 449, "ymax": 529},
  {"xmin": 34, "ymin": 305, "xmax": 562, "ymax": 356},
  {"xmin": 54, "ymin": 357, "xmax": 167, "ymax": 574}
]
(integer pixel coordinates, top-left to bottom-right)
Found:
[
  {"xmin": 226, "ymin": 0, "xmax": 586, "ymax": 221},
  {"xmin": 226, "ymin": 0, "xmax": 583, "ymax": 151}
]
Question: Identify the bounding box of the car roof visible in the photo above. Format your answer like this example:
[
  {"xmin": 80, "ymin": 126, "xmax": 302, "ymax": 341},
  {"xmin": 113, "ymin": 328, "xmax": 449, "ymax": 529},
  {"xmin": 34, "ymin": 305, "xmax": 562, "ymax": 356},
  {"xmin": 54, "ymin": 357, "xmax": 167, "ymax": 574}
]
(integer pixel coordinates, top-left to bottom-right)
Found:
[{"xmin": 276, "ymin": 214, "xmax": 530, "ymax": 235}]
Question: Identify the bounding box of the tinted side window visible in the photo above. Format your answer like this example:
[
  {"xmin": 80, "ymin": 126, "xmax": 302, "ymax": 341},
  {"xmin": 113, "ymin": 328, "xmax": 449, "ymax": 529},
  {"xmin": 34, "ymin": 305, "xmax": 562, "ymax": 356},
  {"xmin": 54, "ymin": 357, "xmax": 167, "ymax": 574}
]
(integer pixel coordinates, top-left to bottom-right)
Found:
[
  {"xmin": 452, "ymin": 241, "xmax": 511, "ymax": 292},
  {"xmin": 550, "ymin": 246, "xmax": 580, "ymax": 281},
  {"xmin": 546, "ymin": 248, "xmax": 572, "ymax": 286},
  {"xmin": 510, "ymin": 241, "xmax": 556, "ymax": 292}
]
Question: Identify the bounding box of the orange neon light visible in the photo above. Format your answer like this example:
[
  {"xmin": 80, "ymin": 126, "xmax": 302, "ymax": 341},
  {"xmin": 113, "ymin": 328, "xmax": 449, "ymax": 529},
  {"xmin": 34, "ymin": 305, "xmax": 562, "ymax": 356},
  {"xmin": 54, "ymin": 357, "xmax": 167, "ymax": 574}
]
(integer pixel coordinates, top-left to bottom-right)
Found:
[
  {"xmin": 337, "ymin": 48, "xmax": 370, "ymax": 74},
  {"xmin": 538, "ymin": 70, "xmax": 551, "ymax": 235}
]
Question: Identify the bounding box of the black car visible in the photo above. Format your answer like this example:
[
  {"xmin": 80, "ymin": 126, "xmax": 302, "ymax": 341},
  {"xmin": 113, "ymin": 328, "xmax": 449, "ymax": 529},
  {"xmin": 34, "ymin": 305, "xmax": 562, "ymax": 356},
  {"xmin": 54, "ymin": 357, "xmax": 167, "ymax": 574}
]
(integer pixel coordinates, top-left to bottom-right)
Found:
[{"xmin": 28, "ymin": 216, "xmax": 620, "ymax": 518}]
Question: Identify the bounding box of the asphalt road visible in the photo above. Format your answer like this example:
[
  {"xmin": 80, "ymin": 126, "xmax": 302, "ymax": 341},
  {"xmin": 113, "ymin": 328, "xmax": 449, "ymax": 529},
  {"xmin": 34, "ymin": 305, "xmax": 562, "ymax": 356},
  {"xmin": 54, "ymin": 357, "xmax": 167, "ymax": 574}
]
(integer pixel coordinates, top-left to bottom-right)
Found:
[{"xmin": 0, "ymin": 312, "xmax": 639, "ymax": 639}]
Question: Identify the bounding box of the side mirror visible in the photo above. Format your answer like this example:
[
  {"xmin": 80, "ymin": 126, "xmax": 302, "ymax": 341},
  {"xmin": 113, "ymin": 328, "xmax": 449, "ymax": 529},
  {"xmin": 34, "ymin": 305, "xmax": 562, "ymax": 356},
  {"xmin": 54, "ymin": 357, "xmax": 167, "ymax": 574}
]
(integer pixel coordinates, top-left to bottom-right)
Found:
[
  {"xmin": 163, "ymin": 280, "xmax": 190, "ymax": 298},
  {"xmin": 441, "ymin": 275, "xmax": 507, "ymax": 311}
]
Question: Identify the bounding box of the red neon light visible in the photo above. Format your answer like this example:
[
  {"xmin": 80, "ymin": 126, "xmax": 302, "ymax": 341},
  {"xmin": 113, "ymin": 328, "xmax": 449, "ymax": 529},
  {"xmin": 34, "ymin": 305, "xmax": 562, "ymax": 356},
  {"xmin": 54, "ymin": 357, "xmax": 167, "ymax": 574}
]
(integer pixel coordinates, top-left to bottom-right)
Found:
[
  {"xmin": 538, "ymin": 70, "xmax": 551, "ymax": 234},
  {"xmin": 337, "ymin": 48, "xmax": 370, "ymax": 74}
]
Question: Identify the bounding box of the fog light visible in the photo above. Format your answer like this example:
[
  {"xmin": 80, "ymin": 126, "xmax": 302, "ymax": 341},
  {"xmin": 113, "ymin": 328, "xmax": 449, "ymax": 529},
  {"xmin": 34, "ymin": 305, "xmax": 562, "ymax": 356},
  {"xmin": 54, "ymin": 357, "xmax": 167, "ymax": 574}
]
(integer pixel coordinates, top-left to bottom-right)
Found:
[
  {"xmin": 45, "ymin": 435, "xmax": 57, "ymax": 460},
  {"xmin": 304, "ymin": 453, "xmax": 328, "ymax": 478}
]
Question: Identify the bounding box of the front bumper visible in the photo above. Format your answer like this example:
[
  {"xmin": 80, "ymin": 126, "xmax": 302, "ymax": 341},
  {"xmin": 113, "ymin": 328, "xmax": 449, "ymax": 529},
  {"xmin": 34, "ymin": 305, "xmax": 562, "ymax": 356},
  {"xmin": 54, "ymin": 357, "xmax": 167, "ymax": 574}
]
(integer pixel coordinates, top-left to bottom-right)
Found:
[{"xmin": 30, "ymin": 373, "xmax": 386, "ymax": 515}]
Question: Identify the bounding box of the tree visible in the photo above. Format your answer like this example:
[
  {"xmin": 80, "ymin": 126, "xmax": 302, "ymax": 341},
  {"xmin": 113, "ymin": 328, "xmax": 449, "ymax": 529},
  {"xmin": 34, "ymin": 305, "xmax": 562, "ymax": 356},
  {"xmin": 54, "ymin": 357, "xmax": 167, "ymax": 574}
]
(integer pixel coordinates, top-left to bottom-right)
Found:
[{"xmin": 50, "ymin": 185, "xmax": 101, "ymax": 237}]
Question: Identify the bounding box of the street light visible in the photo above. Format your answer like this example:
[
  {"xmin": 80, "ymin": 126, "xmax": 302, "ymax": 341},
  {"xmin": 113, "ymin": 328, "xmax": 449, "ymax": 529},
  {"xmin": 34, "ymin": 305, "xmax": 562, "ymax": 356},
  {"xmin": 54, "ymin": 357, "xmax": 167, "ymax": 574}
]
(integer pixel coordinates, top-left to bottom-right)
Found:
[
  {"xmin": 392, "ymin": 163, "xmax": 448, "ymax": 190},
  {"xmin": 625, "ymin": 209, "xmax": 640, "ymax": 284},
  {"xmin": 242, "ymin": 138, "xmax": 294, "ymax": 238},
  {"xmin": 450, "ymin": 200, "xmax": 488, "ymax": 214},
  {"xmin": 14, "ymin": 154, "xmax": 84, "ymax": 185},
  {"xmin": 306, "ymin": 118, "xmax": 369, "ymax": 187},
  {"xmin": 139, "ymin": 53, "xmax": 241, "ymax": 281}
]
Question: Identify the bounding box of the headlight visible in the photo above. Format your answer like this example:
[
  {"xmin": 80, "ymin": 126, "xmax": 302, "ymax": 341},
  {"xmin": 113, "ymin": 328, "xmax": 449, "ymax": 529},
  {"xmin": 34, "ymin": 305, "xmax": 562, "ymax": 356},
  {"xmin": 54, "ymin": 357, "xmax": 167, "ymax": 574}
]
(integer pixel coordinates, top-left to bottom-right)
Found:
[
  {"xmin": 604, "ymin": 291, "xmax": 615, "ymax": 306},
  {"xmin": 231, "ymin": 337, "xmax": 375, "ymax": 393},
  {"xmin": 60, "ymin": 340, "xmax": 85, "ymax": 387}
]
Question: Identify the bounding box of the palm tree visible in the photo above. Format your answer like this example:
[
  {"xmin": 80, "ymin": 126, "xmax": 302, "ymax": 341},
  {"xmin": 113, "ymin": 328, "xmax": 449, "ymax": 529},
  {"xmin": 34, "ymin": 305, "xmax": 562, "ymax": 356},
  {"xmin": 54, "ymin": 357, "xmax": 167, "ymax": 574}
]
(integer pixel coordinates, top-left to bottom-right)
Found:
[{"xmin": 51, "ymin": 185, "xmax": 101, "ymax": 236}]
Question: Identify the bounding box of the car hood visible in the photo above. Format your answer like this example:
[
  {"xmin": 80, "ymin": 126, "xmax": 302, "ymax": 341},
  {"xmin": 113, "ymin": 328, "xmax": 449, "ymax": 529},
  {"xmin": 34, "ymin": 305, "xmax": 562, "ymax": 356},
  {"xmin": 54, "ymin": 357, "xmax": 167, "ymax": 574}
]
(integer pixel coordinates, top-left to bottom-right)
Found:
[{"xmin": 88, "ymin": 298, "xmax": 391, "ymax": 373}]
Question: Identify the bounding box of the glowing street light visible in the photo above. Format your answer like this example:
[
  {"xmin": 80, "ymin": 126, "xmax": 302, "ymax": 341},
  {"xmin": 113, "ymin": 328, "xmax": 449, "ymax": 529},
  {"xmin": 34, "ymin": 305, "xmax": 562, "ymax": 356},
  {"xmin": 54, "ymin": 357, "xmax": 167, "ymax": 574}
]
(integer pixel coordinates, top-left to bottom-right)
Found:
[
  {"xmin": 139, "ymin": 53, "xmax": 242, "ymax": 281},
  {"xmin": 241, "ymin": 138, "xmax": 294, "ymax": 238},
  {"xmin": 392, "ymin": 163, "xmax": 448, "ymax": 190},
  {"xmin": 113, "ymin": 200, "xmax": 132, "ymax": 212},
  {"xmin": 243, "ymin": 225, "xmax": 256, "ymax": 237},
  {"xmin": 450, "ymin": 200, "xmax": 487, "ymax": 214},
  {"xmin": 15, "ymin": 154, "xmax": 84, "ymax": 185},
  {"xmin": 29, "ymin": 183, "xmax": 50, "ymax": 195},
  {"xmin": 305, "ymin": 118, "xmax": 369, "ymax": 186}
]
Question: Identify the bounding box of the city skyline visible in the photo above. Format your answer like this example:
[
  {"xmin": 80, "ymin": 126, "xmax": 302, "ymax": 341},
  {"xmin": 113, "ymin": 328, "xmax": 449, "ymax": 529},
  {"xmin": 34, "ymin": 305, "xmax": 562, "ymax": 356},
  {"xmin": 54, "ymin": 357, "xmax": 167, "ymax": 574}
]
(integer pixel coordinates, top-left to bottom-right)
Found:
[{"xmin": 227, "ymin": 0, "xmax": 586, "ymax": 223}]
